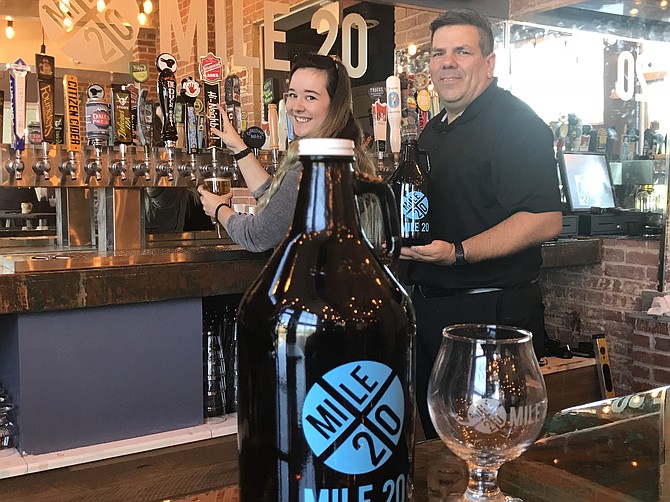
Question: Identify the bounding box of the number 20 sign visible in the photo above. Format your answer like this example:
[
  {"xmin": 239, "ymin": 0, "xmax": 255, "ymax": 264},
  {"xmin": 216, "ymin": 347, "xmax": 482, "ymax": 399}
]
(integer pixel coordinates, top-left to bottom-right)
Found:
[{"xmin": 311, "ymin": 6, "xmax": 368, "ymax": 79}]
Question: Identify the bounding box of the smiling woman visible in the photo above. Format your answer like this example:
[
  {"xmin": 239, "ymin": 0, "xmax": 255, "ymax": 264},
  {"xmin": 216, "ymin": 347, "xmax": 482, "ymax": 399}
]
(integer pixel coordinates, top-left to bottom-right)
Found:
[{"xmin": 197, "ymin": 52, "xmax": 376, "ymax": 253}]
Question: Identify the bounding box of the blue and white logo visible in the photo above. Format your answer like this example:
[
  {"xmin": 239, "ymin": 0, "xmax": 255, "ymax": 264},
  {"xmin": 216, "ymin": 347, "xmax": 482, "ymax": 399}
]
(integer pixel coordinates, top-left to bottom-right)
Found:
[
  {"xmin": 302, "ymin": 361, "xmax": 405, "ymax": 475},
  {"xmin": 402, "ymin": 191, "xmax": 429, "ymax": 220},
  {"xmin": 388, "ymin": 91, "xmax": 400, "ymax": 109}
]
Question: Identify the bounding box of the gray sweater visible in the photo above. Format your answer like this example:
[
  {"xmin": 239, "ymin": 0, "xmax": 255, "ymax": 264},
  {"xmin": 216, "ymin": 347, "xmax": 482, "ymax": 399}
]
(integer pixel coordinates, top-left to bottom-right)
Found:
[{"xmin": 225, "ymin": 167, "xmax": 302, "ymax": 252}]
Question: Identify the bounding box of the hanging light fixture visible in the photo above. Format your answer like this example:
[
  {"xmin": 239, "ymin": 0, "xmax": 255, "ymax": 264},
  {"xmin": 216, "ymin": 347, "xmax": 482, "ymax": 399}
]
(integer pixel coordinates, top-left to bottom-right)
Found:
[
  {"xmin": 138, "ymin": 12, "xmax": 147, "ymax": 26},
  {"xmin": 5, "ymin": 19, "xmax": 14, "ymax": 40},
  {"xmin": 97, "ymin": 0, "xmax": 106, "ymax": 12},
  {"xmin": 143, "ymin": 0, "xmax": 153, "ymax": 14}
]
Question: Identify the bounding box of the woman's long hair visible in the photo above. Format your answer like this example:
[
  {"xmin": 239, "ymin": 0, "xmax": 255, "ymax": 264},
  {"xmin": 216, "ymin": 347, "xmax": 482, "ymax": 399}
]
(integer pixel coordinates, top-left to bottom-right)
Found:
[{"xmin": 257, "ymin": 54, "xmax": 376, "ymax": 210}]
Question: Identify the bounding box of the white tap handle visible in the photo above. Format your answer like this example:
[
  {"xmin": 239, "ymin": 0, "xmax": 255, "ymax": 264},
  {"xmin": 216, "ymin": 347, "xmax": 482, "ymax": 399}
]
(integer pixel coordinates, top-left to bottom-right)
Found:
[{"xmin": 386, "ymin": 75, "xmax": 401, "ymax": 155}]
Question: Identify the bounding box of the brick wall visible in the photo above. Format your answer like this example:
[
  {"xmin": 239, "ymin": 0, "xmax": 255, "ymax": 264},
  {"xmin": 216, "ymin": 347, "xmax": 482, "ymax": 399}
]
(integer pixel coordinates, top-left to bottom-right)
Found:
[
  {"xmin": 541, "ymin": 238, "xmax": 660, "ymax": 395},
  {"xmin": 631, "ymin": 317, "xmax": 670, "ymax": 392},
  {"xmin": 134, "ymin": 28, "xmax": 158, "ymax": 103},
  {"xmin": 394, "ymin": 6, "xmax": 436, "ymax": 49}
]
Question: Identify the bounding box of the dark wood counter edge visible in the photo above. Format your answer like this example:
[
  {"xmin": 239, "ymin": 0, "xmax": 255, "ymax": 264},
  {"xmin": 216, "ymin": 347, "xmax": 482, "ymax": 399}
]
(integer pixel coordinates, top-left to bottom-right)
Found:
[
  {"xmin": 0, "ymin": 237, "xmax": 603, "ymax": 315},
  {"xmin": 0, "ymin": 249, "xmax": 271, "ymax": 314},
  {"xmin": 541, "ymin": 237, "xmax": 602, "ymax": 268}
]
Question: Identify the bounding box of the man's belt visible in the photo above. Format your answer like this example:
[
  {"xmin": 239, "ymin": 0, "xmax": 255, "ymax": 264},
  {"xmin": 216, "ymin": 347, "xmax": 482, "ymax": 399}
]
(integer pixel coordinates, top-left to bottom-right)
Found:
[{"xmin": 416, "ymin": 278, "xmax": 539, "ymax": 298}]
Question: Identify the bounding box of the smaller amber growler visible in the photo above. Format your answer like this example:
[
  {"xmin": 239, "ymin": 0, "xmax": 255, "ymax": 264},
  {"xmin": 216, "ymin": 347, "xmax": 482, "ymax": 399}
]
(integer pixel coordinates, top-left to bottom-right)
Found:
[
  {"xmin": 388, "ymin": 138, "xmax": 431, "ymax": 246},
  {"xmin": 236, "ymin": 138, "xmax": 415, "ymax": 501}
]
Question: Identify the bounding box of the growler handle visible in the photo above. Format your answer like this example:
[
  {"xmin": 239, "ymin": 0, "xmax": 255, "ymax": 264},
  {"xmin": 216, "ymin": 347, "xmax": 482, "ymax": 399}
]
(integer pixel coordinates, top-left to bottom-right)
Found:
[
  {"xmin": 353, "ymin": 176, "xmax": 401, "ymax": 267},
  {"xmin": 418, "ymin": 147, "xmax": 431, "ymax": 175}
]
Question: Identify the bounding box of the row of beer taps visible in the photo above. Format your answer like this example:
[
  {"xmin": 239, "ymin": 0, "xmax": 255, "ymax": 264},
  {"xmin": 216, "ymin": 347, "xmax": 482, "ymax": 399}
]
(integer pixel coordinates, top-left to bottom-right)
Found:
[{"xmin": 3, "ymin": 51, "xmax": 280, "ymax": 188}]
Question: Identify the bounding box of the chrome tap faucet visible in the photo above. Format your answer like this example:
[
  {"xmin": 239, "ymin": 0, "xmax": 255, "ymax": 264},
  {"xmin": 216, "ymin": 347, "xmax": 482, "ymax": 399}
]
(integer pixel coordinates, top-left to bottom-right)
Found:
[
  {"xmin": 59, "ymin": 150, "xmax": 78, "ymax": 181},
  {"xmin": 200, "ymin": 147, "xmax": 219, "ymax": 179},
  {"xmin": 109, "ymin": 143, "xmax": 128, "ymax": 181},
  {"xmin": 156, "ymin": 140, "xmax": 175, "ymax": 182},
  {"xmin": 132, "ymin": 145, "xmax": 152, "ymax": 181},
  {"xmin": 85, "ymin": 140, "xmax": 105, "ymax": 181},
  {"xmin": 32, "ymin": 141, "xmax": 52, "ymax": 180},
  {"xmin": 178, "ymin": 154, "xmax": 198, "ymax": 181},
  {"xmin": 5, "ymin": 150, "xmax": 25, "ymax": 180}
]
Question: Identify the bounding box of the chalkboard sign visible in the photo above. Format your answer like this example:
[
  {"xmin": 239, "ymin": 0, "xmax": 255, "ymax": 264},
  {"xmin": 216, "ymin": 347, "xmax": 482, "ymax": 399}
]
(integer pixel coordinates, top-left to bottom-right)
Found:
[
  {"xmin": 263, "ymin": 78, "xmax": 279, "ymax": 105},
  {"xmin": 243, "ymin": 126, "xmax": 266, "ymax": 149}
]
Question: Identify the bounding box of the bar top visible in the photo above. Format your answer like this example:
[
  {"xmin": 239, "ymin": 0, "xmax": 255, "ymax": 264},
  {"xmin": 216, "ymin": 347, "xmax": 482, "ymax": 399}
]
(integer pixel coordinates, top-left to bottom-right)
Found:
[
  {"xmin": 2, "ymin": 385, "xmax": 662, "ymax": 501},
  {"xmin": 0, "ymin": 245, "xmax": 271, "ymax": 314},
  {"xmin": 0, "ymin": 237, "xmax": 602, "ymax": 315},
  {"xmin": 183, "ymin": 386, "xmax": 669, "ymax": 501}
]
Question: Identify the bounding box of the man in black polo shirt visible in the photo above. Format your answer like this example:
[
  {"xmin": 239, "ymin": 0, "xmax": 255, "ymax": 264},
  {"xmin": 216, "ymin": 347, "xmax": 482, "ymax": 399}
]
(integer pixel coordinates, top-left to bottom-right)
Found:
[{"xmin": 401, "ymin": 8, "xmax": 563, "ymax": 438}]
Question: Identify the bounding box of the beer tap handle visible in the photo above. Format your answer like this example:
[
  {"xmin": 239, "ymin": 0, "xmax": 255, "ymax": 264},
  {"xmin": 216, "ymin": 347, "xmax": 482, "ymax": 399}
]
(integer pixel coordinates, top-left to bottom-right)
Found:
[
  {"xmin": 84, "ymin": 84, "xmax": 110, "ymax": 182},
  {"xmin": 181, "ymin": 77, "xmax": 201, "ymax": 155},
  {"xmin": 111, "ymin": 84, "xmax": 133, "ymax": 146},
  {"xmin": 156, "ymin": 53, "xmax": 179, "ymax": 144},
  {"xmin": 179, "ymin": 77, "xmax": 201, "ymax": 181},
  {"xmin": 9, "ymin": 58, "xmax": 29, "ymax": 153},
  {"xmin": 199, "ymin": 52, "xmax": 224, "ymax": 151},
  {"xmin": 278, "ymin": 98, "xmax": 288, "ymax": 150},
  {"xmin": 36, "ymin": 53, "xmax": 56, "ymax": 144},
  {"xmin": 268, "ymin": 103, "xmax": 279, "ymax": 151},
  {"xmin": 85, "ymin": 84, "xmax": 111, "ymax": 148},
  {"xmin": 64, "ymin": 75, "xmax": 82, "ymax": 153},
  {"xmin": 224, "ymin": 73, "xmax": 242, "ymax": 134},
  {"xmin": 136, "ymin": 88, "xmax": 153, "ymax": 147},
  {"xmin": 386, "ymin": 75, "xmax": 402, "ymax": 162}
]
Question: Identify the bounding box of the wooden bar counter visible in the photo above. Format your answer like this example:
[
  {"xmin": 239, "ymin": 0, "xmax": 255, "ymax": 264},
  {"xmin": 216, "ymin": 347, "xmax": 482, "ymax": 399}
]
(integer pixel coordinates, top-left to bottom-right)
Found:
[
  {"xmin": 0, "ymin": 236, "xmax": 601, "ymax": 462},
  {"xmin": 0, "ymin": 385, "xmax": 666, "ymax": 501}
]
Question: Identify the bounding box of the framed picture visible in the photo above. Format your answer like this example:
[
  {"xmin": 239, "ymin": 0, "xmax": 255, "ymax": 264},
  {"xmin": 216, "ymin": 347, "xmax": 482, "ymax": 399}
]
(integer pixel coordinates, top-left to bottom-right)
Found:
[{"xmin": 559, "ymin": 152, "xmax": 617, "ymax": 212}]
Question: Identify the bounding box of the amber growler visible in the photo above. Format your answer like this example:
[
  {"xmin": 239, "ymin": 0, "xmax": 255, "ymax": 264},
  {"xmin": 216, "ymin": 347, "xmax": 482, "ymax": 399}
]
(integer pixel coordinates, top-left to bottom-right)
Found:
[
  {"xmin": 236, "ymin": 138, "xmax": 415, "ymax": 501},
  {"xmin": 389, "ymin": 138, "xmax": 431, "ymax": 246}
]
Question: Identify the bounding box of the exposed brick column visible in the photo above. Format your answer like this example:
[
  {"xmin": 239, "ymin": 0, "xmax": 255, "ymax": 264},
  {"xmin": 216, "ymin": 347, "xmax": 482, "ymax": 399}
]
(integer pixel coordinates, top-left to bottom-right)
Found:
[{"xmin": 541, "ymin": 238, "xmax": 661, "ymax": 395}]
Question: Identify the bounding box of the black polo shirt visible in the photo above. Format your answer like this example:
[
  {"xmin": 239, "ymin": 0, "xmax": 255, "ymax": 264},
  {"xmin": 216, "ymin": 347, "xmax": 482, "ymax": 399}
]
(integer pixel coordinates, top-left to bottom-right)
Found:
[{"xmin": 408, "ymin": 79, "xmax": 562, "ymax": 289}]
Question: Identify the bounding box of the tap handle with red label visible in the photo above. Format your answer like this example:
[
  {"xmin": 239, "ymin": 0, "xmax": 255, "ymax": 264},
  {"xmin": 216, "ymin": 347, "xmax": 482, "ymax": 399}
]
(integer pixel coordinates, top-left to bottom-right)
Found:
[
  {"xmin": 156, "ymin": 52, "xmax": 178, "ymax": 143},
  {"xmin": 199, "ymin": 52, "xmax": 224, "ymax": 149}
]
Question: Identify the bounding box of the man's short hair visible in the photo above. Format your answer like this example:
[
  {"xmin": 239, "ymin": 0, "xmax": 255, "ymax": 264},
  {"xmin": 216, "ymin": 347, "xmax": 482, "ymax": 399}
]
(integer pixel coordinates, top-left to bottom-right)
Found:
[{"xmin": 430, "ymin": 8, "xmax": 494, "ymax": 56}]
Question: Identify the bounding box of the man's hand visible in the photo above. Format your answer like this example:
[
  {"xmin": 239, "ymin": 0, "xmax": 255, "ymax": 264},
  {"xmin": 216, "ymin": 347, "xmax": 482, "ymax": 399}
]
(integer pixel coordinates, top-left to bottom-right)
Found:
[{"xmin": 400, "ymin": 240, "xmax": 456, "ymax": 265}]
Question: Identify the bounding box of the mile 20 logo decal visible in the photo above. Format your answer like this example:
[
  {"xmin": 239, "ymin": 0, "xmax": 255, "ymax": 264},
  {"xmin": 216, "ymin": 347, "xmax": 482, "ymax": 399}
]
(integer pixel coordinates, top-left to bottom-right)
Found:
[{"xmin": 302, "ymin": 361, "xmax": 404, "ymax": 475}]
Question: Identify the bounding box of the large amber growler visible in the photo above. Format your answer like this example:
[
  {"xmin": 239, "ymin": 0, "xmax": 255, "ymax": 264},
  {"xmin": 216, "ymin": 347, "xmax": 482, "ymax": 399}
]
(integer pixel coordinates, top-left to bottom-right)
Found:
[{"xmin": 236, "ymin": 138, "xmax": 415, "ymax": 501}]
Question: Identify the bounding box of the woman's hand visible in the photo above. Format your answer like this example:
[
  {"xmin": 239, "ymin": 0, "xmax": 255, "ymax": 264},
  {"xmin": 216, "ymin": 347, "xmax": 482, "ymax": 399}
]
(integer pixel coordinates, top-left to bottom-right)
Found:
[
  {"xmin": 210, "ymin": 104, "xmax": 247, "ymax": 154},
  {"xmin": 198, "ymin": 184, "xmax": 233, "ymax": 222}
]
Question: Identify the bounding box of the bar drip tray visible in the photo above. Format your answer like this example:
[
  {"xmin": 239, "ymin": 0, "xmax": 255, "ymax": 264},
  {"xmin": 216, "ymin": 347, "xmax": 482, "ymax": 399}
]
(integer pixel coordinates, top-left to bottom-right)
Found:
[{"xmin": 1, "ymin": 245, "xmax": 255, "ymax": 273}]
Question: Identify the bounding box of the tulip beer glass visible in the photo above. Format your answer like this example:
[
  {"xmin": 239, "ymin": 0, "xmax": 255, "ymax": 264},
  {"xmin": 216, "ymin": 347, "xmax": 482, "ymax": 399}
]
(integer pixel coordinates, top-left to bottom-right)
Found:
[{"xmin": 428, "ymin": 324, "xmax": 547, "ymax": 501}]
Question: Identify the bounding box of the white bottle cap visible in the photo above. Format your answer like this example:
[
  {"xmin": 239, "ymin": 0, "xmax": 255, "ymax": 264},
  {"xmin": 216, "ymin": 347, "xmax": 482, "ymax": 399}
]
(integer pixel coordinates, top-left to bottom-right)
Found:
[{"xmin": 298, "ymin": 138, "xmax": 354, "ymax": 157}]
